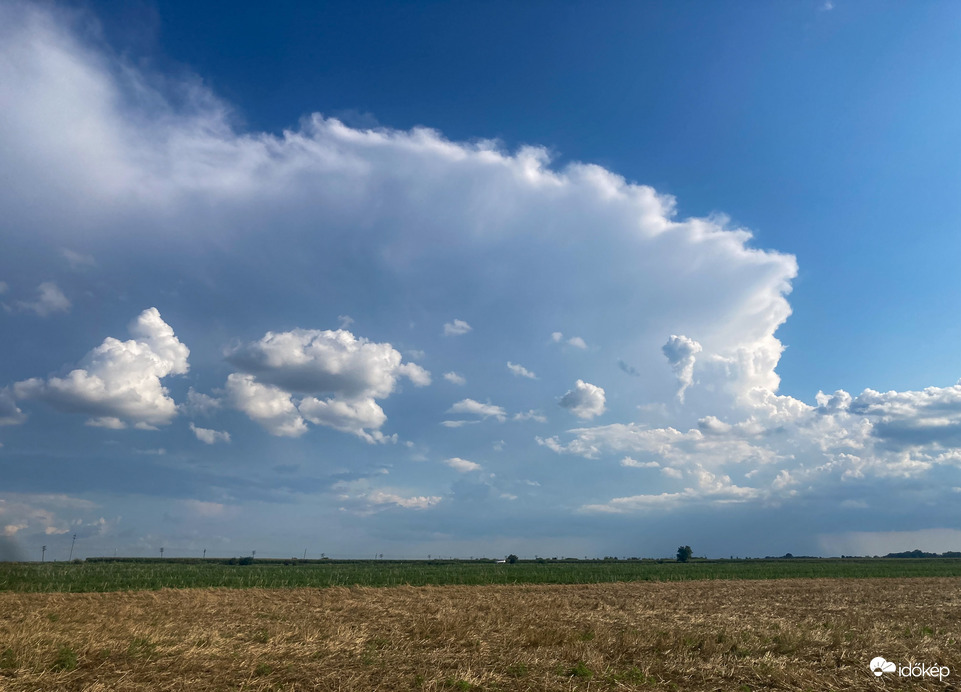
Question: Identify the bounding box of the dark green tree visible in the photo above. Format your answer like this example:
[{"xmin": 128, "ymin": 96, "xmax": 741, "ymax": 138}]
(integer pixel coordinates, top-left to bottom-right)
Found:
[
  {"xmin": 676, "ymin": 545, "xmax": 693, "ymax": 563},
  {"xmin": 506, "ymin": 554, "xmax": 519, "ymax": 564}
]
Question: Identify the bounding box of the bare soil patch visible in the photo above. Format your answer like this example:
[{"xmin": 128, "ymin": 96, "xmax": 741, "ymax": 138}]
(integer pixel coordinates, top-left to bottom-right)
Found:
[{"xmin": 1, "ymin": 578, "xmax": 958, "ymax": 690}]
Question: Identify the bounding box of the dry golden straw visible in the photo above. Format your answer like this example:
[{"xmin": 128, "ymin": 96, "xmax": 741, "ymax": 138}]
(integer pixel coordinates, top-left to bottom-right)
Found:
[{"xmin": 1, "ymin": 578, "xmax": 958, "ymax": 690}]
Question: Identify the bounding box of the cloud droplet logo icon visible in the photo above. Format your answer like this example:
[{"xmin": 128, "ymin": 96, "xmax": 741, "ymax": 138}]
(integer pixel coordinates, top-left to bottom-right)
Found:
[{"xmin": 870, "ymin": 657, "xmax": 896, "ymax": 676}]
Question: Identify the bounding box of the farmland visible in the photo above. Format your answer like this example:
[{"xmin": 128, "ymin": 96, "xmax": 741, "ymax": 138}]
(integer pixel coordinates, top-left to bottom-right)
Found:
[
  {"xmin": 4, "ymin": 557, "xmax": 961, "ymax": 593},
  {"xmin": 1, "ymin": 577, "xmax": 959, "ymax": 690}
]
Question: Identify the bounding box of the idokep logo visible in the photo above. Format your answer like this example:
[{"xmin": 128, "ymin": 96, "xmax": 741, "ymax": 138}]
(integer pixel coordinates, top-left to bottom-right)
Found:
[{"xmin": 870, "ymin": 656, "xmax": 950, "ymax": 681}]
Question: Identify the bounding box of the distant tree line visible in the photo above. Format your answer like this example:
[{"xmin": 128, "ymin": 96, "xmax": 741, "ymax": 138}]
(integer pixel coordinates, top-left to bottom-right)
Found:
[{"xmin": 883, "ymin": 549, "xmax": 961, "ymax": 559}]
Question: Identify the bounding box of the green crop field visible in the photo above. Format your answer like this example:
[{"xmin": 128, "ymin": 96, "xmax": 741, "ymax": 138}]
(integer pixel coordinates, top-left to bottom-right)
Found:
[{"xmin": 3, "ymin": 557, "xmax": 961, "ymax": 593}]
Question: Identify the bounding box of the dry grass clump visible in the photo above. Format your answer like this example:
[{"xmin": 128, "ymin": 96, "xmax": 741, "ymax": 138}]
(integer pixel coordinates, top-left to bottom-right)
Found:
[{"xmin": 0, "ymin": 578, "xmax": 958, "ymax": 690}]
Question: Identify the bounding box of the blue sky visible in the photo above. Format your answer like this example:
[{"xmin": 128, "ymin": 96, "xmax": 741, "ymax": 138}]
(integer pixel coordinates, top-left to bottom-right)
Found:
[{"xmin": 1, "ymin": 0, "xmax": 960, "ymax": 560}]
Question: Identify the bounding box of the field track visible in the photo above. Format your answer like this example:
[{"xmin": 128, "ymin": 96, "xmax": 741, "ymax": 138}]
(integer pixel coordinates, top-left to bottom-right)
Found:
[{"xmin": 1, "ymin": 577, "xmax": 959, "ymax": 690}]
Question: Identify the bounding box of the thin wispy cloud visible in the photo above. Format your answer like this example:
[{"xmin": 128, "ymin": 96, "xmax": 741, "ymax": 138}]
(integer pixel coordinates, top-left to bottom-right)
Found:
[{"xmin": 507, "ymin": 362, "xmax": 537, "ymax": 379}]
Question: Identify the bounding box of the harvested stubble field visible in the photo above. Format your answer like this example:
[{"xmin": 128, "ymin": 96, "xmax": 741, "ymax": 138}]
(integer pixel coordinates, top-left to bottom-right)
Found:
[{"xmin": 1, "ymin": 578, "xmax": 958, "ymax": 691}]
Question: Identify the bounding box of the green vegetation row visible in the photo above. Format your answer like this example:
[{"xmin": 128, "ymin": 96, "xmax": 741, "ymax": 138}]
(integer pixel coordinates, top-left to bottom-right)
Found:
[{"xmin": 3, "ymin": 558, "xmax": 961, "ymax": 593}]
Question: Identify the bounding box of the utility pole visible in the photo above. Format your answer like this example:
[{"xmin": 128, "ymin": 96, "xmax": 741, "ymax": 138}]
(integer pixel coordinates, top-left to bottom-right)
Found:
[
  {"xmin": 160, "ymin": 547, "xmax": 164, "ymax": 558},
  {"xmin": 41, "ymin": 545, "xmax": 46, "ymax": 562},
  {"xmin": 203, "ymin": 548, "xmax": 206, "ymax": 559},
  {"xmin": 68, "ymin": 534, "xmax": 77, "ymax": 561}
]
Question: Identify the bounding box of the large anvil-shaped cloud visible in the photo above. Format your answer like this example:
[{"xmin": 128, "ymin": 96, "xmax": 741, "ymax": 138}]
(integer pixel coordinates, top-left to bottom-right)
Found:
[{"xmin": 0, "ymin": 1, "xmax": 797, "ymax": 414}]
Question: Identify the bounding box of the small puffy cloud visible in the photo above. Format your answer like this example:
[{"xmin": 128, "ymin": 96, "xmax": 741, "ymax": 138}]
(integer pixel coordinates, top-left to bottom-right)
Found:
[
  {"xmin": 189, "ymin": 422, "xmax": 231, "ymax": 444},
  {"xmin": 444, "ymin": 371, "xmax": 466, "ymax": 385},
  {"xmin": 513, "ymin": 409, "xmax": 547, "ymax": 423},
  {"xmin": 551, "ymin": 332, "xmax": 587, "ymax": 349},
  {"xmin": 448, "ymin": 398, "xmax": 507, "ymax": 422},
  {"xmin": 662, "ymin": 335, "xmax": 702, "ymax": 402},
  {"xmin": 226, "ymin": 328, "xmax": 428, "ymax": 441},
  {"xmin": 507, "ymin": 361, "xmax": 537, "ymax": 379},
  {"xmin": 398, "ymin": 362, "xmax": 432, "ymax": 387},
  {"xmin": 337, "ymin": 314, "xmax": 354, "ymax": 328},
  {"xmin": 618, "ymin": 360, "xmax": 640, "ymax": 377},
  {"xmin": 14, "ymin": 308, "xmax": 188, "ymax": 428},
  {"xmin": 443, "ymin": 319, "xmax": 472, "ymax": 336},
  {"xmin": 445, "ymin": 457, "xmax": 482, "ymax": 472},
  {"xmin": 16, "ymin": 281, "xmax": 70, "ymax": 316},
  {"xmin": 559, "ymin": 379, "xmax": 606, "ymax": 420},
  {"xmin": 0, "ymin": 388, "xmax": 25, "ymax": 426}
]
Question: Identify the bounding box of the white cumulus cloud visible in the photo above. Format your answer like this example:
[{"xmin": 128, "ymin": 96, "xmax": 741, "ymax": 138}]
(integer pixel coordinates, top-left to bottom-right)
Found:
[
  {"xmin": 445, "ymin": 457, "xmax": 482, "ymax": 472},
  {"xmin": 559, "ymin": 380, "xmax": 606, "ymax": 420},
  {"xmin": 551, "ymin": 332, "xmax": 587, "ymax": 349},
  {"xmin": 227, "ymin": 328, "xmax": 429, "ymax": 397},
  {"xmin": 226, "ymin": 328, "xmax": 428, "ymax": 441},
  {"xmin": 14, "ymin": 308, "xmax": 188, "ymax": 428},
  {"xmin": 513, "ymin": 409, "xmax": 547, "ymax": 423},
  {"xmin": 662, "ymin": 334, "xmax": 702, "ymax": 402},
  {"xmin": 443, "ymin": 371, "xmax": 466, "ymax": 385}
]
